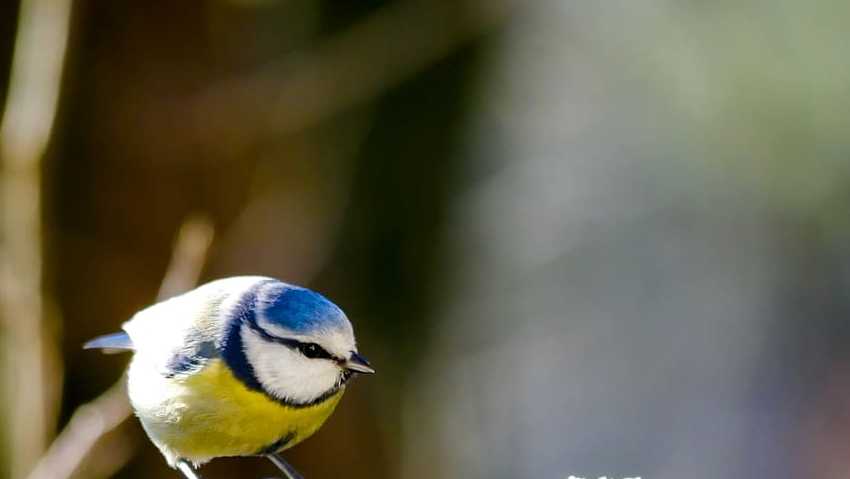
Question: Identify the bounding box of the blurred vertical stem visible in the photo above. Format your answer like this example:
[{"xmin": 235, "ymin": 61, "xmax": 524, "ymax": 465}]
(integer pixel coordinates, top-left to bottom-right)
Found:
[
  {"xmin": 26, "ymin": 217, "xmax": 214, "ymax": 479},
  {"xmin": 0, "ymin": 0, "xmax": 72, "ymax": 478}
]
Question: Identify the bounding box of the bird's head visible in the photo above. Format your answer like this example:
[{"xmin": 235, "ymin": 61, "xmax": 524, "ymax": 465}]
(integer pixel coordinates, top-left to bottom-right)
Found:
[{"xmin": 224, "ymin": 280, "xmax": 373, "ymax": 407}]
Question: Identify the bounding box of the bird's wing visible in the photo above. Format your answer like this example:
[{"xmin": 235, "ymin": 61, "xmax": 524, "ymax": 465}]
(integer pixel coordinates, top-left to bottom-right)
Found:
[
  {"xmin": 123, "ymin": 277, "xmax": 265, "ymax": 377},
  {"xmin": 162, "ymin": 337, "xmax": 219, "ymax": 377},
  {"xmin": 83, "ymin": 331, "xmax": 134, "ymax": 354}
]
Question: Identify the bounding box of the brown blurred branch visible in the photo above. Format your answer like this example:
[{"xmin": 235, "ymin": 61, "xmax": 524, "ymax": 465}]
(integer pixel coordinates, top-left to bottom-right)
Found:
[
  {"xmin": 14, "ymin": 1, "xmax": 521, "ymax": 477},
  {"xmin": 0, "ymin": 0, "xmax": 73, "ymax": 477},
  {"xmin": 191, "ymin": 0, "xmax": 522, "ymax": 149},
  {"xmin": 26, "ymin": 218, "xmax": 214, "ymax": 479}
]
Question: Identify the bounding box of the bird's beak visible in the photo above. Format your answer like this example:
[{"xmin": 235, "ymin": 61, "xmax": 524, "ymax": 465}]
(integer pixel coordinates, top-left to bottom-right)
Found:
[{"xmin": 344, "ymin": 351, "xmax": 375, "ymax": 374}]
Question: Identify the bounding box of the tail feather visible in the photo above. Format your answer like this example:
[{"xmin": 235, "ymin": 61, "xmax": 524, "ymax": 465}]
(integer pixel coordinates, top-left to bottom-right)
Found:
[{"xmin": 83, "ymin": 331, "xmax": 134, "ymax": 354}]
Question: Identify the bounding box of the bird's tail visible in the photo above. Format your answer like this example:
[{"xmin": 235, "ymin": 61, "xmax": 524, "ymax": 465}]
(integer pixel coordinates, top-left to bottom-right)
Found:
[{"xmin": 83, "ymin": 331, "xmax": 134, "ymax": 354}]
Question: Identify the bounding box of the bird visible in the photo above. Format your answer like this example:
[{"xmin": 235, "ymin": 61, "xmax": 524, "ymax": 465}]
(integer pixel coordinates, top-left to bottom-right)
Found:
[{"xmin": 84, "ymin": 276, "xmax": 375, "ymax": 479}]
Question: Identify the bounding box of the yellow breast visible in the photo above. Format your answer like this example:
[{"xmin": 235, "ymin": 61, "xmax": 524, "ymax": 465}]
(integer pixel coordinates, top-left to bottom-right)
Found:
[{"xmin": 134, "ymin": 359, "xmax": 344, "ymax": 463}]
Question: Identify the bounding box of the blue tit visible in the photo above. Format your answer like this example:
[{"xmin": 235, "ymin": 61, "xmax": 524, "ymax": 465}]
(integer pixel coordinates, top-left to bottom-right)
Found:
[{"xmin": 84, "ymin": 276, "xmax": 375, "ymax": 478}]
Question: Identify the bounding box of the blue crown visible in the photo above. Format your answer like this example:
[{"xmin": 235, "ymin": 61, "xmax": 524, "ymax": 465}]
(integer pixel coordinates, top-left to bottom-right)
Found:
[{"xmin": 257, "ymin": 281, "xmax": 347, "ymax": 333}]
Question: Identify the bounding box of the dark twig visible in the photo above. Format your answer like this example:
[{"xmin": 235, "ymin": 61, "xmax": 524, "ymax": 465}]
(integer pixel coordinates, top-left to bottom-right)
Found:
[{"xmin": 267, "ymin": 453, "xmax": 305, "ymax": 479}]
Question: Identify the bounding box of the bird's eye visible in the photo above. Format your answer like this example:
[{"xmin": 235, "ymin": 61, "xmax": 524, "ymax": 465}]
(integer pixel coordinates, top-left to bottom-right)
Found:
[{"xmin": 299, "ymin": 342, "xmax": 329, "ymax": 360}]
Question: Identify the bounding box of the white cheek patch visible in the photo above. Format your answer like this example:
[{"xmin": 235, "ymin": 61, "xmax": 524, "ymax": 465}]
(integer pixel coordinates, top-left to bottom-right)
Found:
[{"xmin": 241, "ymin": 325, "xmax": 342, "ymax": 404}]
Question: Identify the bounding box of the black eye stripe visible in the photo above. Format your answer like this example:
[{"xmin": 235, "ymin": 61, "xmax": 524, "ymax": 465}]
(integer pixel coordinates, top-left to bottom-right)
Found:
[
  {"xmin": 298, "ymin": 342, "xmax": 333, "ymax": 360},
  {"xmin": 247, "ymin": 321, "xmax": 336, "ymax": 361}
]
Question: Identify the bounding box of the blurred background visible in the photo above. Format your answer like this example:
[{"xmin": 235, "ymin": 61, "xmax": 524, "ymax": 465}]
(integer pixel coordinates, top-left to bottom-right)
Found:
[{"xmin": 1, "ymin": 1, "xmax": 850, "ymax": 478}]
